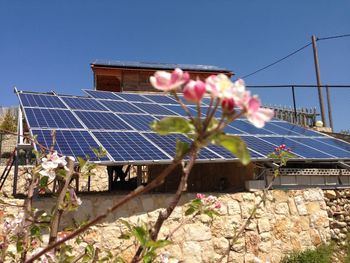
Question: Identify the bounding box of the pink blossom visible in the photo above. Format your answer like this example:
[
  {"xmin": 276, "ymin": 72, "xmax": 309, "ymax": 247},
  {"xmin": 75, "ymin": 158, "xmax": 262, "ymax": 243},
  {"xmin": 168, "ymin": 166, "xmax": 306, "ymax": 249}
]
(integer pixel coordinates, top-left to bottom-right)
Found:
[
  {"xmin": 205, "ymin": 74, "xmax": 234, "ymax": 99},
  {"xmin": 150, "ymin": 68, "xmax": 189, "ymax": 91},
  {"xmin": 221, "ymin": 98, "xmax": 235, "ymax": 112},
  {"xmin": 214, "ymin": 202, "xmax": 221, "ymax": 209},
  {"xmin": 196, "ymin": 193, "xmax": 205, "ymax": 199},
  {"xmin": 183, "ymin": 80, "xmax": 206, "ymax": 102},
  {"xmin": 245, "ymin": 96, "xmax": 274, "ymax": 128}
]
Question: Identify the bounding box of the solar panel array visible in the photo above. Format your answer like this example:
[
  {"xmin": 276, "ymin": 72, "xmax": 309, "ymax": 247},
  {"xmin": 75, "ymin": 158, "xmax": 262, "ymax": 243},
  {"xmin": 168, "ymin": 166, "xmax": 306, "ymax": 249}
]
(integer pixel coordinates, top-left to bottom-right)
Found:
[{"xmin": 17, "ymin": 89, "xmax": 350, "ymax": 164}]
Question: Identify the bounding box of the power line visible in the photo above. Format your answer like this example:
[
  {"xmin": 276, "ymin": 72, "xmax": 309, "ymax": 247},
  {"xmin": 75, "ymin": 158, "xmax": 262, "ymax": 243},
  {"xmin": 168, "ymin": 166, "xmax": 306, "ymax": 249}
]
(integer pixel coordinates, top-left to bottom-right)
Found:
[
  {"xmin": 239, "ymin": 33, "xmax": 350, "ymax": 80},
  {"xmin": 317, "ymin": 33, "xmax": 350, "ymax": 41},
  {"xmin": 240, "ymin": 42, "xmax": 312, "ymax": 79}
]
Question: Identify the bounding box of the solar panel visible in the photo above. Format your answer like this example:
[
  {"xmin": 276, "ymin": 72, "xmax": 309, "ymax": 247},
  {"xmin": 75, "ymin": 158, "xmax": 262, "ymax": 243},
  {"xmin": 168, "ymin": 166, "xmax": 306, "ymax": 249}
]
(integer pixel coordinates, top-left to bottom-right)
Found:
[
  {"xmin": 32, "ymin": 129, "xmax": 108, "ymax": 161},
  {"xmin": 19, "ymin": 93, "xmax": 66, "ymax": 108},
  {"xmin": 143, "ymin": 133, "xmax": 223, "ymax": 161},
  {"xmin": 100, "ymin": 100, "xmax": 145, "ymax": 114},
  {"xmin": 93, "ymin": 131, "xmax": 171, "ymax": 162},
  {"xmin": 62, "ymin": 97, "xmax": 108, "ymax": 111},
  {"xmin": 17, "ymin": 89, "xmax": 350, "ymax": 164},
  {"xmin": 25, "ymin": 108, "xmax": 83, "ymax": 129},
  {"xmin": 117, "ymin": 114, "xmax": 157, "ymax": 131},
  {"xmin": 133, "ymin": 103, "xmax": 178, "ymax": 115},
  {"xmin": 263, "ymin": 122, "xmax": 301, "ymax": 136},
  {"xmin": 113, "ymin": 93, "xmax": 153, "ymax": 103},
  {"xmin": 261, "ymin": 136, "xmax": 333, "ymax": 158},
  {"xmin": 84, "ymin": 90, "xmax": 120, "ymax": 100},
  {"xmin": 75, "ymin": 111, "xmax": 134, "ymax": 130},
  {"xmin": 315, "ymin": 137, "xmax": 350, "ymax": 153},
  {"xmin": 270, "ymin": 121, "xmax": 322, "ymax": 137},
  {"xmin": 143, "ymin": 94, "xmax": 178, "ymax": 104},
  {"xmin": 230, "ymin": 120, "xmax": 273, "ymax": 135},
  {"xmin": 289, "ymin": 137, "xmax": 350, "ymax": 158}
]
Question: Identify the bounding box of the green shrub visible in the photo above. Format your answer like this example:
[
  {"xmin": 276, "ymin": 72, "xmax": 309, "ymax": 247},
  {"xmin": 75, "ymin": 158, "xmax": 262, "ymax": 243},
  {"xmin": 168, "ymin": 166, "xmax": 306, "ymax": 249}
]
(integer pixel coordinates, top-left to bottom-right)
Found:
[{"xmin": 281, "ymin": 243, "xmax": 334, "ymax": 263}]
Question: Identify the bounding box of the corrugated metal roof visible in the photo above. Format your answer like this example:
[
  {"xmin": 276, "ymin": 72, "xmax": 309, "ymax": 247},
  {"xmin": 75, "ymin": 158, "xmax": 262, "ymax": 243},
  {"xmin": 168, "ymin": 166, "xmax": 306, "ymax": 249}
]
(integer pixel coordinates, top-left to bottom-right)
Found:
[{"xmin": 91, "ymin": 59, "xmax": 233, "ymax": 73}]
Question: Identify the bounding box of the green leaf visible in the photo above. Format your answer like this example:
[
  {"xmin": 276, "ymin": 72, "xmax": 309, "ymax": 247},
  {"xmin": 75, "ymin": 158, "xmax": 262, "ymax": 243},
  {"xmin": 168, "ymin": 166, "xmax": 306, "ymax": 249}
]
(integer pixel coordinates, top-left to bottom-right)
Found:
[
  {"xmin": 213, "ymin": 134, "xmax": 250, "ymax": 165},
  {"xmin": 175, "ymin": 139, "xmax": 190, "ymax": 159},
  {"xmin": 132, "ymin": 226, "xmax": 148, "ymax": 246},
  {"xmin": 119, "ymin": 233, "xmax": 131, "ymax": 240},
  {"xmin": 39, "ymin": 176, "xmax": 49, "ymax": 187},
  {"xmin": 185, "ymin": 207, "xmax": 196, "ymax": 216},
  {"xmin": 150, "ymin": 117, "xmax": 193, "ymax": 135},
  {"xmin": 146, "ymin": 239, "xmax": 172, "ymax": 249}
]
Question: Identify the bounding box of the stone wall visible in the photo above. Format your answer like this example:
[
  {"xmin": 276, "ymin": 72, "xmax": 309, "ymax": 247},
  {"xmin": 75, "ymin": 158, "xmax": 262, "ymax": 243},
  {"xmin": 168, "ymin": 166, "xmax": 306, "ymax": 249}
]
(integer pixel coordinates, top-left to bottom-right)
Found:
[
  {"xmin": 0, "ymin": 188, "xmax": 329, "ymax": 263},
  {"xmin": 324, "ymin": 189, "xmax": 350, "ymax": 245}
]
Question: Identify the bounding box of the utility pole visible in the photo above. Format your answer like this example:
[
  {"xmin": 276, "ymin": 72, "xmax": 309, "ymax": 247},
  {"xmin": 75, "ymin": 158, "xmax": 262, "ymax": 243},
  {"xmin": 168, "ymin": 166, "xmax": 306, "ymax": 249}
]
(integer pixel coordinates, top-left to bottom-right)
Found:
[{"xmin": 311, "ymin": 35, "xmax": 327, "ymax": 127}]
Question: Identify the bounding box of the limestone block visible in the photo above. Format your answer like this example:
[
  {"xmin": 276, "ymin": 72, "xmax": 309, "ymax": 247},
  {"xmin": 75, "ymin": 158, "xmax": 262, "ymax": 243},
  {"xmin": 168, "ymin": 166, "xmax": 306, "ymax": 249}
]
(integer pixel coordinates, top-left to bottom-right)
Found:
[
  {"xmin": 227, "ymin": 200, "xmax": 241, "ymax": 215},
  {"xmin": 200, "ymin": 240, "xmax": 215, "ymax": 262},
  {"xmin": 213, "ymin": 237, "xmax": 229, "ymax": 255},
  {"xmin": 309, "ymin": 229, "xmax": 321, "ymax": 246},
  {"xmin": 231, "ymin": 236, "xmax": 245, "ymax": 253},
  {"xmin": 303, "ymin": 189, "xmax": 324, "ymax": 202},
  {"xmin": 228, "ymin": 252, "xmax": 244, "ymax": 263},
  {"xmin": 310, "ymin": 210, "xmax": 329, "ymax": 228},
  {"xmin": 258, "ymin": 218, "xmax": 271, "ymax": 233},
  {"xmin": 259, "ymin": 232, "xmax": 271, "ymax": 241},
  {"xmin": 275, "ymin": 202, "xmax": 289, "ymax": 215},
  {"xmin": 258, "ymin": 240, "xmax": 271, "ymax": 253},
  {"xmin": 242, "ymin": 193, "xmax": 255, "ymax": 202},
  {"xmin": 182, "ymin": 241, "xmax": 202, "ymax": 263},
  {"xmin": 183, "ymin": 224, "xmax": 211, "ymax": 241},
  {"xmin": 245, "ymin": 220, "xmax": 257, "ymax": 231},
  {"xmin": 245, "ymin": 231, "xmax": 261, "ymax": 254},
  {"xmin": 288, "ymin": 197, "xmax": 298, "ymax": 216},
  {"xmin": 272, "ymin": 190, "xmax": 289, "ymax": 202},
  {"xmin": 306, "ymin": 202, "xmax": 321, "ymax": 214},
  {"xmin": 272, "ymin": 217, "xmax": 290, "ymax": 243},
  {"xmin": 294, "ymin": 195, "xmax": 308, "ymax": 216},
  {"xmin": 324, "ymin": 190, "xmax": 337, "ymax": 199},
  {"xmin": 241, "ymin": 202, "xmax": 256, "ymax": 219}
]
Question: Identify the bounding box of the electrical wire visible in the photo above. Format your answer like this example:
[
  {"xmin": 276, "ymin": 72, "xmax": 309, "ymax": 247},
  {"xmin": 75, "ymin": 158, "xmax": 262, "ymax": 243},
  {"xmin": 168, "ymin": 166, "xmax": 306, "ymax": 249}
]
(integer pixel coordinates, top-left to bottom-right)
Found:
[
  {"xmin": 317, "ymin": 33, "xmax": 350, "ymax": 41},
  {"xmin": 240, "ymin": 42, "xmax": 312, "ymax": 79}
]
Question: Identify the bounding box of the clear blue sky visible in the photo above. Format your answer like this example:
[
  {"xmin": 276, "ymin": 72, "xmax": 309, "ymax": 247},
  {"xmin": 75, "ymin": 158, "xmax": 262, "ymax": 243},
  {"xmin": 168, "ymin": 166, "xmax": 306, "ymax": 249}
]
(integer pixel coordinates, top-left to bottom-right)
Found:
[{"xmin": 0, "ymin": 1, "xmax": 349, "ymax": 131}]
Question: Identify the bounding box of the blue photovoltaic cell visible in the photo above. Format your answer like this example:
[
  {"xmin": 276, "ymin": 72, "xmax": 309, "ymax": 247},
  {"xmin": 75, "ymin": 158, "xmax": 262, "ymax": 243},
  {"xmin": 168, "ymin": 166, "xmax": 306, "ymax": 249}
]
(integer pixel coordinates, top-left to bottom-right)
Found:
[
  {"xmin": 271, "ymin": 121, "xmax": 323, "ymax": 137},
  {"xmin": 75, "ymin": 111, "xmax": 133, "ymax": 130},
  {"xmin": 201, "ymin": 97, "xmax": 213, "ymax": 106},
  {"xmin": 199, "ymin": 106, "xmax": 223, "ymax": 118},
  {"xmin": 134, "ymin": 103, "xmax": 177, "ymax": 115},
  {"xmin": 289, "ymin": 137, "xmax": 350, "ymax": 158},
  {"xmin": 143, "ymin": 94, "xmax": 178, "ymax": 104},
  {"xmin": 25, "ymin": 108, "xmax": 83, "ymax": 129},
  {"xmin": 315, "ymin": 138, "xmax": 350, "ymax": 153},
  {"xmin": 206, "ymin": 143, "xmax": 264, "ymax": 159},
  {"xmin": 101, "ymin": 100, "xmax": 145, "ymax": 113},
  {"xmin": 61, "ymin": 97, "xmax": 108, "ymax": 111},
  {"xmin": 240, "ymin": 136, "xmax": 281, "ymax": 157},
  {"xmin": 84, "ymin": 90, "xmax": 120, "ymax": 100},
  {"xmin": 32, "ymin": 129, "xmax": 108, "ymax": 161},
  {"xmin": 224, "ymin": 125, "xmax": 246, "ymax": 134},
  {"xmin": 263, "ymin": 122, "xmax": 301, "ymax": 136},
  {"xmin": 117, "ymin": 114, "xmax": 157, "ymax": 131},
  {"xmin": 230, "ymin": 120, "xmax": 274, "ymax": 135},
  {"xmin": 162, "ymin": 105, "xmax": 186, "ymax": 116},
  {"xmin": 93, "ymin": 132, "xmax": 170, "ymax": 162},
  {"xmin": 143, "ymin": 133, "xmax": 222, "ymax": 160},
  {"xmin": 19, "ymin": 93, "xmax": 66, "ymax": 108},
  {"xmin": 261, "ymin": 137, "xmax": 333, "ymax": 158},
  {"xmin": 114, "ymin": 93, "xmax": 153, "ymax": 103}
]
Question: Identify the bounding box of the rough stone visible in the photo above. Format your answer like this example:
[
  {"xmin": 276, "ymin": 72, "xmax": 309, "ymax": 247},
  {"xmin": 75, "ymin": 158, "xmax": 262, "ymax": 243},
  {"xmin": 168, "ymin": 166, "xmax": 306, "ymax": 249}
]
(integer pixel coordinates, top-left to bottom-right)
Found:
[
  {"xmin": 257, "ymin": 218, "xmax": 271, "ymax": 233},
  {"xmin": 183, "ymin": 241, "xmax": 202, "ymax": 262},
  {"xmin": 275, "ymin": 202, "xmax": 289, "ymax": 215},
  {"xmin": 294, "ymin": 195, "xmax": 308, "ymax": 216},
  {"xmin": 183, "ymin": 224, "xmax": 211, "ymax": 241},
  {"xmin": 324, "ymin": 190, "xmax": 337, "ymax": 199},
  {"xmin": 303, "ymin": 189, "xmax": 323, "ymax": 201},
  {"xmin": 227, "ymin": 200, "xmax": 241, "ymax": 215}
]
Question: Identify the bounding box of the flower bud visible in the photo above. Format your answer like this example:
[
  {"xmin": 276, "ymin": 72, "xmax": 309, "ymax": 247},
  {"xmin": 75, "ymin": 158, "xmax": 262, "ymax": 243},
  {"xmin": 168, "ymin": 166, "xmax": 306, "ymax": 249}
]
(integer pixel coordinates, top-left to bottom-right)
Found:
[
  {"xmin": 221, "ymin": 98, "xmax": 235, "ymax": 112},
  {"xmin": 183, "ymin": 80, "xmax": 206, "ymax": 102}
]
